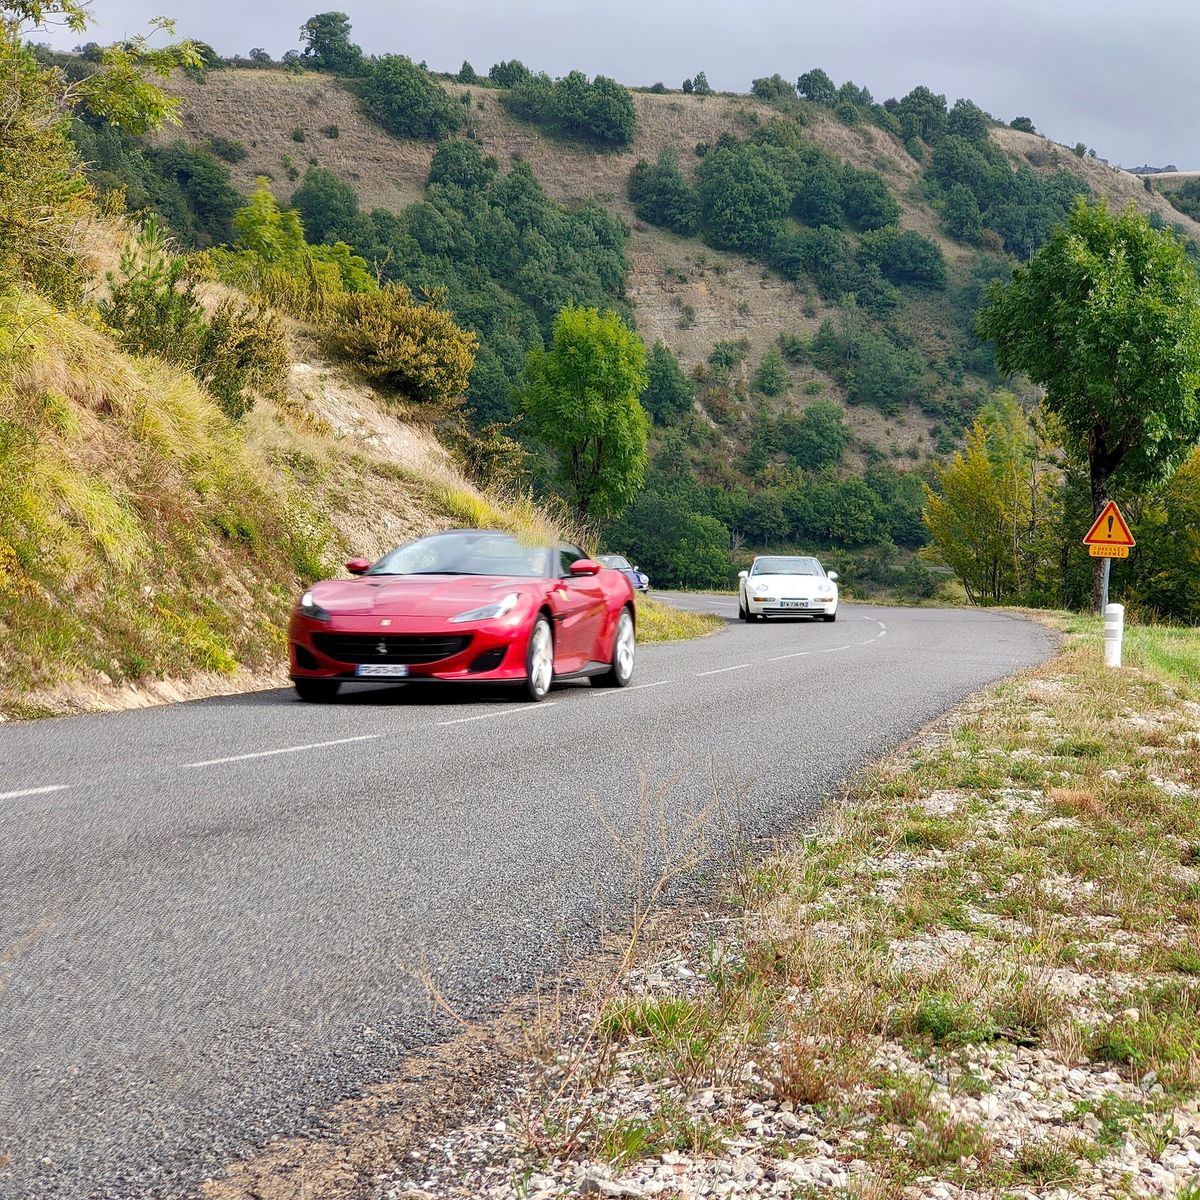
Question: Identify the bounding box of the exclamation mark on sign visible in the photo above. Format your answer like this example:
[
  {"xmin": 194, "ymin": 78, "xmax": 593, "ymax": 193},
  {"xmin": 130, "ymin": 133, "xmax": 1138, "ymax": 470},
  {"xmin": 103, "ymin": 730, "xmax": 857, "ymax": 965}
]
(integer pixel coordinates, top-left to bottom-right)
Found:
[{"xmin": 1107, "ymin": 514, "xmax": 1114, "ymax": 536}]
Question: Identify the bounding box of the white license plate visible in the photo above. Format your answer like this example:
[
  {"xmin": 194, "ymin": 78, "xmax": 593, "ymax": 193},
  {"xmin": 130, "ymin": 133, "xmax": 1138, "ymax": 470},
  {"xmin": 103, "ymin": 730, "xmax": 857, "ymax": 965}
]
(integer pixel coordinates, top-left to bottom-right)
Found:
[
  {"xmin": 356, "ymin": 663, "xmax": 409, "ymax": 678},
  {"xmin": 780, "ymin": 600, "xmax": 814, "ymax": 608}
]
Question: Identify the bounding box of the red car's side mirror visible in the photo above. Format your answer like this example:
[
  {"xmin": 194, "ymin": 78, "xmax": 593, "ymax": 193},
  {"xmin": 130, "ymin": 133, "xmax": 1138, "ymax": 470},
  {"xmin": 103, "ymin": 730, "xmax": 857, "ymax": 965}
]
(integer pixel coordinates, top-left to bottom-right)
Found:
[
  {"xmin": 569, "ymin": 559, "xmax": 602, "ymax": 577},
  {"xmin": 345, "ymin": 558, "xmax": 372, "ymax": 575}
]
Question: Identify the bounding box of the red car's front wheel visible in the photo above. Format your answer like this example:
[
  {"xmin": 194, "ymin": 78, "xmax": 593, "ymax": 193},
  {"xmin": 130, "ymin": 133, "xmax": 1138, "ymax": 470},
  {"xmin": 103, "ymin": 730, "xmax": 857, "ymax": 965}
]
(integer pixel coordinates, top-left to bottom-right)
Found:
[{"xmin": 523, "ymin": 615, "xmax": 554, "ymax": 701}]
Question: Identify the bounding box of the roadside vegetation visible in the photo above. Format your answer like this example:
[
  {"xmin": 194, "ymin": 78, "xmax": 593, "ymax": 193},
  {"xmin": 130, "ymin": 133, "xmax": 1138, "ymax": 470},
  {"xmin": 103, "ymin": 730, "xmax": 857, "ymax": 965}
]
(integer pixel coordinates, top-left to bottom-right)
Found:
[
  {"xmin": 635, "ymin": 596, "xmax": 721, "ymax": 644},
  {"xmin": 0, "ymin": 2, "xmax": 708, "ymax": 716},
  {"xmin": 385, "ymin": 619, "xmax": 1200, "ymax": 1197},
  {"xmin": 8, "ymin": 2, "xmax": 1199, "ymax": 714},
  {"xmin": 35, "ymin": 12, "xmax": 1200, "ymax": 610}
]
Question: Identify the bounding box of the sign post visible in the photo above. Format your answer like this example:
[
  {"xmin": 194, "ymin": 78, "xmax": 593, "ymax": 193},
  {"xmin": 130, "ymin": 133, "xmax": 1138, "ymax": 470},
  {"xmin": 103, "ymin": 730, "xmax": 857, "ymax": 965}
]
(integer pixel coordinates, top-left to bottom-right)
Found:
[{"xmin": 1083, "ymin": 501, "xmax": 1135, "ymax": 664}]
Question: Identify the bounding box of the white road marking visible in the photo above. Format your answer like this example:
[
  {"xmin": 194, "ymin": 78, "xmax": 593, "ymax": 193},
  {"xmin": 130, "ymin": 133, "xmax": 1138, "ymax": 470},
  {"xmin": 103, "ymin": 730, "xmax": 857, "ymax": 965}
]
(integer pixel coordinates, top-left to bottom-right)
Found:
[
  {"xmin": 856, "ymin": 617, "xmax": 887, "ymax": 644},
  {"xmin": 698, "ymin": 663, "xmax": 750, "ymax": 677},
  {"xmin": 438, "ymin": 703, "xmax": 554, "ymax": 727},
  {"xmin": 592, "ymin": 680, "xmax": 671, "ymax": 696},
  {"xmin": 0, "ymin": 784, "xmax": 71, "ymax": 802},
  {"xmin": 821, "ymin": 645, "xmax": 854, "ymax": 653},
  {"xmin": 182, "ymin": 735, "xmax": 382, "ymax": 768}
]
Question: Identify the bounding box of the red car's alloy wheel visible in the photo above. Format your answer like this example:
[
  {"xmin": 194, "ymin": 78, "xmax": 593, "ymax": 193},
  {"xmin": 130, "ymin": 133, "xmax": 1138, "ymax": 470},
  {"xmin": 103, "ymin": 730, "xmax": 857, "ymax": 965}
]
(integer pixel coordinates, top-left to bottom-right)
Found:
[{"xmin": 524, "ymin": 616, "xmax": 554, "ymax": 701}]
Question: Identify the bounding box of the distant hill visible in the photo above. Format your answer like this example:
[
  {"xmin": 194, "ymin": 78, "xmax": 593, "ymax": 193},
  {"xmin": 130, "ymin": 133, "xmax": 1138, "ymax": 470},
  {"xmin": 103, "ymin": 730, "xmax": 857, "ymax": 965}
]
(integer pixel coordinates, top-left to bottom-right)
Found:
[{"xmin": 75, "ymin": 61, "xmax": 1200, "ymax": 592}]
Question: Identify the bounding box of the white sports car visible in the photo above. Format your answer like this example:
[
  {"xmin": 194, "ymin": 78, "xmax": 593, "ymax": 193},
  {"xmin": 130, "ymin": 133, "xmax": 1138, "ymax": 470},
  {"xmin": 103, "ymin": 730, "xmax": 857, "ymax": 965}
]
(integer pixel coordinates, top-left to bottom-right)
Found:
[{"xmin": 738, "ymin": 555, "xmax": 839, "ymax": 622}]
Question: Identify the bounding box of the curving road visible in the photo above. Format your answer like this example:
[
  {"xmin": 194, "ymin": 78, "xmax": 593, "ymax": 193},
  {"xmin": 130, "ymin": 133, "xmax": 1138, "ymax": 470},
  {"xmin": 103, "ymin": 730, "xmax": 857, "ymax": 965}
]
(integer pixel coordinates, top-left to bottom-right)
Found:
[{"xmin": 0, "ymin": 597, "xmax": 1055, "ymax": 1198}]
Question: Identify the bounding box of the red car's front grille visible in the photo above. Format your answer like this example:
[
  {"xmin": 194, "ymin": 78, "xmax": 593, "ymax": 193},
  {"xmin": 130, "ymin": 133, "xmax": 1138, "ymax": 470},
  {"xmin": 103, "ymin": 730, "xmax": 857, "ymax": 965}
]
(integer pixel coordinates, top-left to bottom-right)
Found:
[{"xmin": 312, "ymin": 633, "xmax": 472, "ymax": 665}]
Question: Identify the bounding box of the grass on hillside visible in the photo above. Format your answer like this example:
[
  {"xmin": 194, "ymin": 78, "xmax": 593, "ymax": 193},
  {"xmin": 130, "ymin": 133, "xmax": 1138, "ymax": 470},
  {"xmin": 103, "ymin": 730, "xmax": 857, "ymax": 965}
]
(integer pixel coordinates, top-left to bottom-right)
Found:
[
  {"xmin": 466, "ymin": 617, "xmax": 1200, "ymax": 1196},
  {"xmin": 0, "ymin": 277, "xmax": 718, "ymax": 718},
  {"xmin": 0, "ymin": 286, "xmax": 335, "ymax": 710}
]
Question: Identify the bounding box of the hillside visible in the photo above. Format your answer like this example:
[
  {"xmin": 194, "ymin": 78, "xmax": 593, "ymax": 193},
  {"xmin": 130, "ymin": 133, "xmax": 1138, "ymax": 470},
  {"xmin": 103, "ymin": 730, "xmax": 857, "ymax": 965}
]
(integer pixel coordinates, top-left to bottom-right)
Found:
[
  {"xmin": 75, "ymin": 59, "xmax": 1200, "ymax": 598},
  {"xmin": 155, "ymin": 71, "xmax": 1199, "ymax": 380},
  {"xmin": 0, "ymin": 213, "xmax": 557, "ymax": 719}
]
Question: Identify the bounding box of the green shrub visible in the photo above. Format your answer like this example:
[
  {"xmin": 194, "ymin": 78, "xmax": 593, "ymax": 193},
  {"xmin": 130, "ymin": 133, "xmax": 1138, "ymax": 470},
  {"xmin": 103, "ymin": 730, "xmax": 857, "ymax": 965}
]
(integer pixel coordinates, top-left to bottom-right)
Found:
[
  {"xmin": 751, "ymin": 74, "xmax": 794, "ymax": 101},
  {"xmin": 628, "ymin": 149, "xmax": 700, "ymax": 235},
  {"xmin": 488, "ymin": 59, "xmax": 530, "ymax": 88},
  {"xmin": 291, "ymin": 166, "xmax": 360, "ymax": 243},
  {"xmin": 196, "ymin": 298, "xmax": 289, "ymax": 420},
  {"xmin": 321, "ymin": 123, "xmax": 339, "ymax": 139},
  {"xmin": 780, "ymin": 399, "xmax": 848, "ymax": 469},
  {"xmin": 696, "ymin": 143, "xmax": 791, "ymax": 254},
  {"xmin": 860, "ymin": 227, "xmax": 948, "ymax": 288},
  {"xmin": 98, "ymin": 220, "xmax": 207, "ymax": 364},
  {"xmin": 708, "ymin": 339, "xmax": 749, "ymax": 376},
  {"xmin": 427, "ymin": 139, "xmax": 496, "ymax": 192},
  {"xmin": 359, "ymin": 55, "xmax": 464, "ymax": 140},
  {"xmin": 325, "ymin": 284, "xmax": 478, "ymax": 412},
  {"xmin": 840, "ymin": 165, "xmax": 900, "ymax": 230},
  {"xmin": 208, "ymin": 135, "xmax": 247, "ymax": 162},
  {"xmin": 503, "ymin": 69, "xmax": 636, "ymax": 147},
  {"xmin": 792, "ymin": 162, "xmax": 844, "ymax": 227},
  {"xmin": 752, "ymin": 347, "xmax": 790, "ymax": 395},
  {"xmin": 99, "ymin": 219, "xmax": 288, "ymax": 420},
  {"xmin": 641, "ymin": 341, "xmax": 694, "ymax": 422}
]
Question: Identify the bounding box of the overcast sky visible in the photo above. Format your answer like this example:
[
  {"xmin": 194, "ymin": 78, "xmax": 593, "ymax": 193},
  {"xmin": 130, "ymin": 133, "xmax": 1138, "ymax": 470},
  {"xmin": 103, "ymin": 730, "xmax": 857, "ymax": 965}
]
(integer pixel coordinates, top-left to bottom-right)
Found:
[{"xmin": 37, "ymin": 0, "xmax": 1197, "ymax": 169}]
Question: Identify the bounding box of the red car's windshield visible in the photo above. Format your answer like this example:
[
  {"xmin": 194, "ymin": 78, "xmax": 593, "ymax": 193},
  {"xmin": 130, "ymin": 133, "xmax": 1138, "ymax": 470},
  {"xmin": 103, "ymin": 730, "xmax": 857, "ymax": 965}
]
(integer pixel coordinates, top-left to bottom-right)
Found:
[{"xmin": 369, "ymin": 531, "xmax": 554, "ymax": 578}]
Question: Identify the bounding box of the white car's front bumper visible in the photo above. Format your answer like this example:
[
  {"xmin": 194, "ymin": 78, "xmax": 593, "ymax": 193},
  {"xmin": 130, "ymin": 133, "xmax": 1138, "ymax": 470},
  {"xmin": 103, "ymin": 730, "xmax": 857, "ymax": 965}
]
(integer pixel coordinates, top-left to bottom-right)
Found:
[{"xmin": 749, "ymin": 596, "xmax": 837, "ymax": 616}]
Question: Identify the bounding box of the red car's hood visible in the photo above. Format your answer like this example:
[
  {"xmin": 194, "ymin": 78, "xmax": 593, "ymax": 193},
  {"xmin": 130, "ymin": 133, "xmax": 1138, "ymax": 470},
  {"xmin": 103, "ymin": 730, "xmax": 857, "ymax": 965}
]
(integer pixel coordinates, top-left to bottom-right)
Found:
[{"xmin": 310, "ymin": 575, "xmax": 543, "ymax": 619}]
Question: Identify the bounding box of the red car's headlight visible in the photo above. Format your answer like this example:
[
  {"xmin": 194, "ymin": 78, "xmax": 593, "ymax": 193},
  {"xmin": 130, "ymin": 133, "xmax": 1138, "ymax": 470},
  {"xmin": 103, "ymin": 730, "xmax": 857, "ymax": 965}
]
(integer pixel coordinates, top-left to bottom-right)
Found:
[
  {"xmin": 298, "ymin": 590, "xmax": 331, "ymax": 621},
  {"xmin": 448, "ymin": 592, "xmax": 521, "ymax": 624}
]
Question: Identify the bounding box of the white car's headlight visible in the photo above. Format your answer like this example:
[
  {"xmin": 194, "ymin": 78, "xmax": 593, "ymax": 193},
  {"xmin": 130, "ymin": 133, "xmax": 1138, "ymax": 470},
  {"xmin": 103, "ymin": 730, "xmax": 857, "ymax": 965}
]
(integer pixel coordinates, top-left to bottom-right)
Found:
[
  {"xmin": 299, "ymin": 590, "xmax": 331, "ymax": 620},
  {"xmin": 449, "ymin": 592, "xmax": 520, "ymax": 624},
  {"xmin": 749, "ymin": 581, "xmax": 769, "ymax": 595}
]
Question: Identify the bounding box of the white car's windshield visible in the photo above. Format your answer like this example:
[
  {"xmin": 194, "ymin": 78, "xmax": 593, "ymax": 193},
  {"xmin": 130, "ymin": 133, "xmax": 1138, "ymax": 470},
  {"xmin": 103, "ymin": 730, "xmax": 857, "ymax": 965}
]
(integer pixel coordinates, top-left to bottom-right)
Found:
[
  {"xmin": 599, "ymin": 555, "xmax": 632, "ymax": 570},
  {"xmin": 751, "ymin": 556, "xmax": 826, "ymax": 577},
  {"xmin": 370, "ymin": 531, "xmax": 553, "ymax": 578}
]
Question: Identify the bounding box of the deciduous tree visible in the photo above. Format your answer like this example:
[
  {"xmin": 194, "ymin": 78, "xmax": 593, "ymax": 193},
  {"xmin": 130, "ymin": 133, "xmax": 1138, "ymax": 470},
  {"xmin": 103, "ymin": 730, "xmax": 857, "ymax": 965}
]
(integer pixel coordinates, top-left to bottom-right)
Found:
[
  {"xmin": 976, "ymin": 200, "xmax": 1200, "ymax": 610},
  {"xmin": 522, "ymin": 306, "xmax": 649, "ymax": 519},
  {"xmin": 299, "ymin": 11, "xmax": 362, "ymax": 74},
  {"xmin": 796, "ymin": 68, "xmax": 837, "ymax": 106}
]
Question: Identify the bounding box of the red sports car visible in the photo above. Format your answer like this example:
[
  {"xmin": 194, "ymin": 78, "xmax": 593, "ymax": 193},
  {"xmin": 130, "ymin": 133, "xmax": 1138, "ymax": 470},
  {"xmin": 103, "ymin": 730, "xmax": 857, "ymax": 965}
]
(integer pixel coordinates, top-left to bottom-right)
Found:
[{"xmin": 288, "ymin": 529, "xmax": 637, "ymax": 702}]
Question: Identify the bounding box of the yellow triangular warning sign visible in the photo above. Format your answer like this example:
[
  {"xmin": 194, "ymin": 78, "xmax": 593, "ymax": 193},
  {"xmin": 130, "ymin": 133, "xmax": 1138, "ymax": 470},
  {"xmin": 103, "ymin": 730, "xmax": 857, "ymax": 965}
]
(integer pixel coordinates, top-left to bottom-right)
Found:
[{"xmin": 1083, "ymin": 500, "xmax": 1135, "ymax": 548}]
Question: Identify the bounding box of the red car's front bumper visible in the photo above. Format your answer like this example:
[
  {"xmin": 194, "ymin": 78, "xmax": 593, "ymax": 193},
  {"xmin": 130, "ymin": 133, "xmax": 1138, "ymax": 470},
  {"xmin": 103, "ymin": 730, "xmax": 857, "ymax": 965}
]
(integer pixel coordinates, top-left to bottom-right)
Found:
[{"xmin": 288, "ymin": 611, "xmax": 532, "ymax": 684}]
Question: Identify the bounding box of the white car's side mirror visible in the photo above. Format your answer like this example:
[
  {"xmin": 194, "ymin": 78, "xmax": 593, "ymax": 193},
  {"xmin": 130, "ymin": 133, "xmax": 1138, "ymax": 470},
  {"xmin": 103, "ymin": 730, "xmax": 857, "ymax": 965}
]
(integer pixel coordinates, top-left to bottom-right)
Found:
[
  {"xmin": 828, "ymin": 571, "xmax": 839, "ymax": 581},
  {"xmin": 738, "ymin": 570, "xmax": 748, "ymax": 579}
]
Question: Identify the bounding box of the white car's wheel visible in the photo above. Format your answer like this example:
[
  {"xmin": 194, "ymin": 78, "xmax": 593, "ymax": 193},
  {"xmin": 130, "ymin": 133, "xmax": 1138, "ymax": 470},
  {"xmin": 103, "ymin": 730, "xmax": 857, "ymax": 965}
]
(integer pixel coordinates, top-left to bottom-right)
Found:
[
  {"xmin": 523, "ymin": 615, "xmax": 554, "ymax": 701},
  {"xmin": 593, "ymin": 607, "xmax": 635, "ymax": 688}
]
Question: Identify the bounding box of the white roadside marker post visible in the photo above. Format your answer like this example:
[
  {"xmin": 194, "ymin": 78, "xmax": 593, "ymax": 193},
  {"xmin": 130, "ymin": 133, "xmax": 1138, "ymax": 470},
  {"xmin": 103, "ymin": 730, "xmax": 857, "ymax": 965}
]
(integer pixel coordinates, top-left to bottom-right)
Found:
[{"xmin": 1104, "ymin": 603, "xmax": 1125, "ymax": 669}]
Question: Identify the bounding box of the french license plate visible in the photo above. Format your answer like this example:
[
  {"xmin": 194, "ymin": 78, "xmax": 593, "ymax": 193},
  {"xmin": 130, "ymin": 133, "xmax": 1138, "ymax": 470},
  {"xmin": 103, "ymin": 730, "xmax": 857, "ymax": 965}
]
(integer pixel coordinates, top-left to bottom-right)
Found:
[
  {"xmin": 780, "ymin": 600, "xmax": 813, "ymax": 609},
  {"xmin": 356, "ymin": 663, "xmax": 409, "ymax": 678}
]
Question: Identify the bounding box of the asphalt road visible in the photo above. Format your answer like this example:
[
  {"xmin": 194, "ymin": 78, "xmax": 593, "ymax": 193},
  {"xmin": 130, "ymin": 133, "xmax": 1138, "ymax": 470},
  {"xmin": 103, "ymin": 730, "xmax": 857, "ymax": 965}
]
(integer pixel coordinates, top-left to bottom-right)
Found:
[{"xmin": 0, "ymin": 597, "xmax": 1055, "ymax": 1198}]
